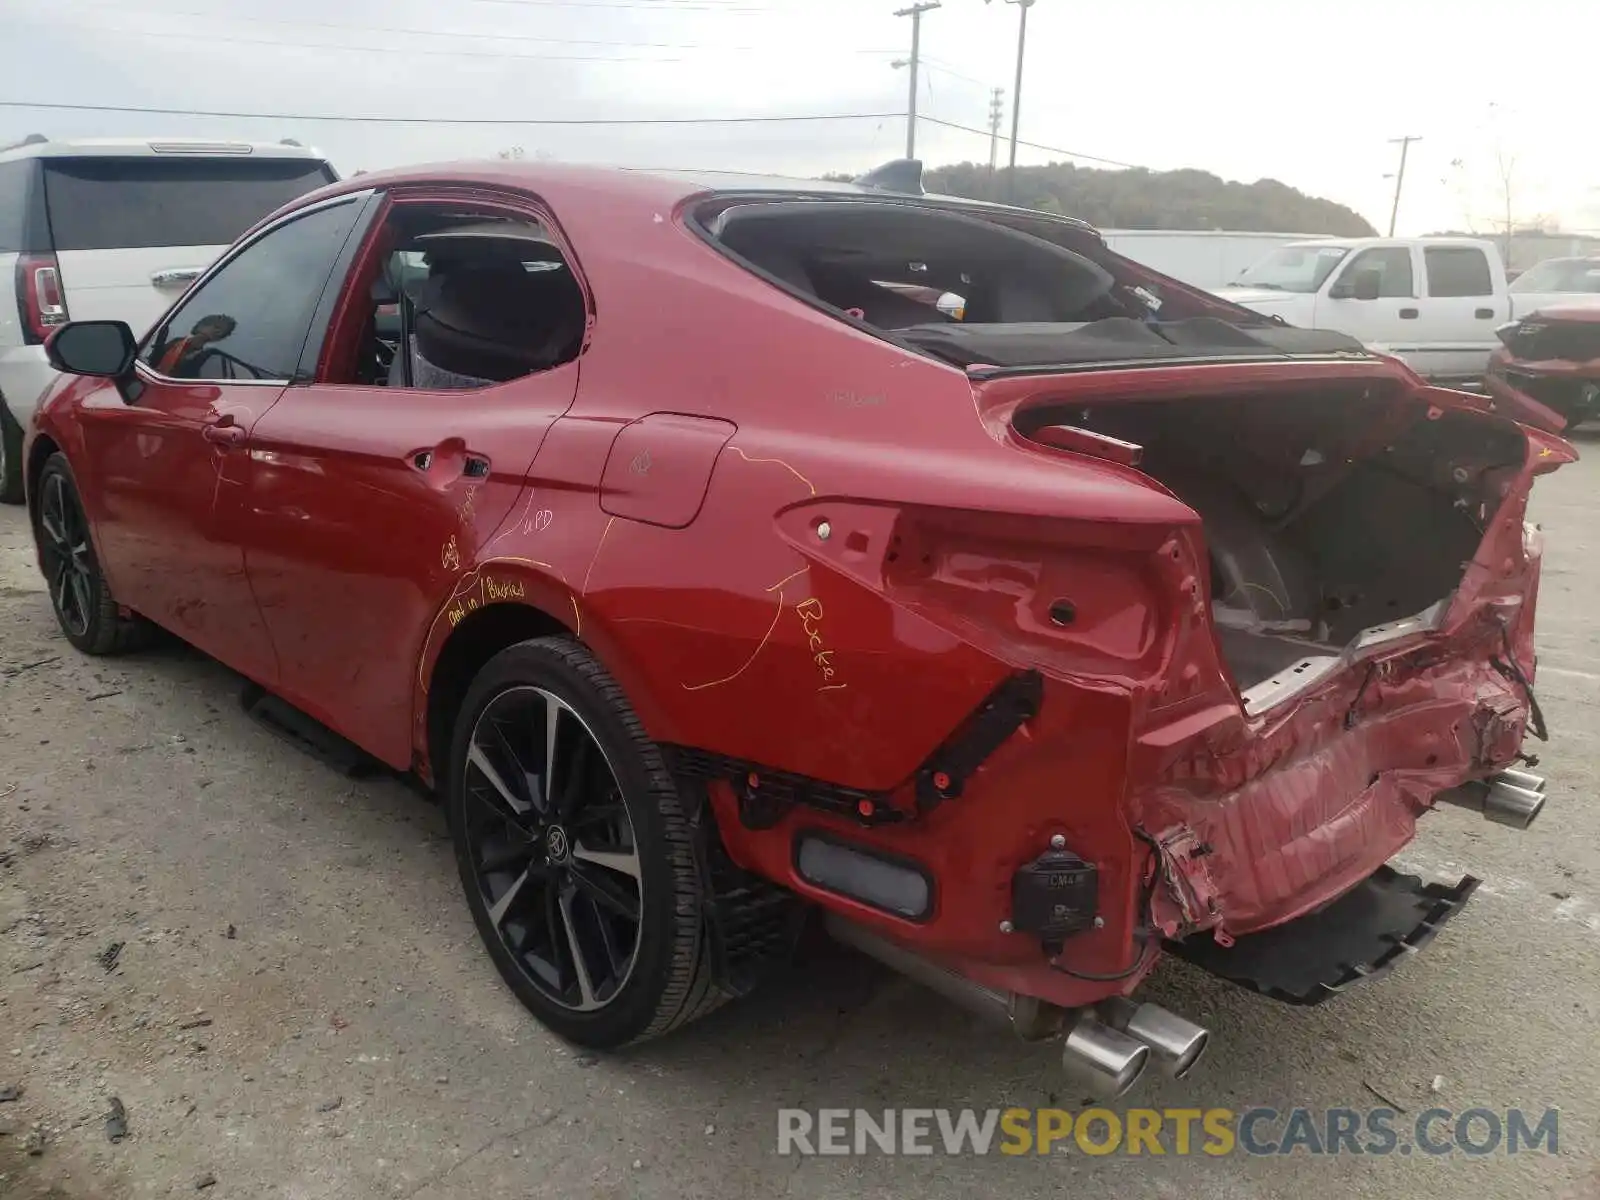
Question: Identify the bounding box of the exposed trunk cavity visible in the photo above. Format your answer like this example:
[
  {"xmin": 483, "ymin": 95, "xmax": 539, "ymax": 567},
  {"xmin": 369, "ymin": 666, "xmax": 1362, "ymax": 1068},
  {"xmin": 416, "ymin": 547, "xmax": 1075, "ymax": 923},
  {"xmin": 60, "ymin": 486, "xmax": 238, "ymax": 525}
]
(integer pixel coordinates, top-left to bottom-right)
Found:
[{"xmin": 1013, "ymin": 382, "xmax": 1529, "ymax": 704}]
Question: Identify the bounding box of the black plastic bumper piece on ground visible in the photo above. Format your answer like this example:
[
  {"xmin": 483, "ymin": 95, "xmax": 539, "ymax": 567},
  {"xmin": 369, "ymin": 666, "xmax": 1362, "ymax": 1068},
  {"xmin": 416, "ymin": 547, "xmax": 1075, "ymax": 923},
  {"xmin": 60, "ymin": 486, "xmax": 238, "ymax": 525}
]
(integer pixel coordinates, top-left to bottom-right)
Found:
[
  {"xmin": 1166, "ymin": 866, "xmax": 1480, "ymax": 1005},
  {"xmin": 240, "ymin": 683, "xmax": 381, "ymax": 778}
]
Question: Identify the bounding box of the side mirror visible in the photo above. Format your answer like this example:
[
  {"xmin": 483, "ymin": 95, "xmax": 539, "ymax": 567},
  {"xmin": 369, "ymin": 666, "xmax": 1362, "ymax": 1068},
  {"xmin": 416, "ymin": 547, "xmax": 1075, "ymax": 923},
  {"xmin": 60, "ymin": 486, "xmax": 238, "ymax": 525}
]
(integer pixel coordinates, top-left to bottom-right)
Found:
[
  {"xmin": 1330, "ymin": 269, "xmax": 1382, "ymax": 302},
  {"xmin": 45, "ymin": 320, "xmax": 138, "ymax": 378}
]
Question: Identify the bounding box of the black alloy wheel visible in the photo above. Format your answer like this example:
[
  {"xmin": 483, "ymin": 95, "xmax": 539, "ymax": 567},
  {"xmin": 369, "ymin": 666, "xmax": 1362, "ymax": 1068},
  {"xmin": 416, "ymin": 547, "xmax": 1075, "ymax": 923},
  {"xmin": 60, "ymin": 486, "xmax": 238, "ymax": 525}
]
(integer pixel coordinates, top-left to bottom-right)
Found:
[
  {"xmin": 464, "ymin": 684, "xmax": 644, "ymax": 1012},
  {"xmin": 37, "ymin": 466, "xmax": 95, "ymax": 641},
  {"xmin": 32, "ymin": 453, "xmax": 151, "ymax": 655},
  {"xmin": 448, "ymin": 638, "xmax": 726, "ymax": 1047}
]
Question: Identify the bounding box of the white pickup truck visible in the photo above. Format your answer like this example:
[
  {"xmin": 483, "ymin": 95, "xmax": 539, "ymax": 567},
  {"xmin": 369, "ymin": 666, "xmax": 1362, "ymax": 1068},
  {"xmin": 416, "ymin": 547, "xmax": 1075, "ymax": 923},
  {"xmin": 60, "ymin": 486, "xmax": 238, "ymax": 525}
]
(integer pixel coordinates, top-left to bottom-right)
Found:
[{"xmin": 1212, "ymin": 236, "xmax": 1599, "ymax": 387}]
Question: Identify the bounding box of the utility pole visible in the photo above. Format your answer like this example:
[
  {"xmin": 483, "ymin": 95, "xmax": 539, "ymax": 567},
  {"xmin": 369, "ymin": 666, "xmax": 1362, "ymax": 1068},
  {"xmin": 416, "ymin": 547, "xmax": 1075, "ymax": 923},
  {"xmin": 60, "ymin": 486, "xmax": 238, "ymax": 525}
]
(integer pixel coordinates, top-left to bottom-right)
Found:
[
  {"xmin": 894, "ymin": 2, "xmax": 941, "ymax": 160},
  {"xmin": 987, "ymin": 87, "xmax": 1006, "ymax": 182},
  {"xmin": 986, "ymin": 0, "xmax": 1036, "ymax": 203},
  {"xmin": 1386, "ymin": 135, "xmax": 1420, "ymax": 236}
]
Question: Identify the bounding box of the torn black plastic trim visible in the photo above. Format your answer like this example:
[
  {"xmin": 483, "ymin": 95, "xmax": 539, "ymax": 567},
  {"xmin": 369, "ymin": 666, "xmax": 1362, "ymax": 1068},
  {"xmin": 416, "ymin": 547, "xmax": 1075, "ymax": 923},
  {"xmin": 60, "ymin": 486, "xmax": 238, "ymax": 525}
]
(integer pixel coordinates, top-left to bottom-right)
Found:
[{"xmin": 1166, "ymin": 866, "xmax": 1480, "ymax": 1005}]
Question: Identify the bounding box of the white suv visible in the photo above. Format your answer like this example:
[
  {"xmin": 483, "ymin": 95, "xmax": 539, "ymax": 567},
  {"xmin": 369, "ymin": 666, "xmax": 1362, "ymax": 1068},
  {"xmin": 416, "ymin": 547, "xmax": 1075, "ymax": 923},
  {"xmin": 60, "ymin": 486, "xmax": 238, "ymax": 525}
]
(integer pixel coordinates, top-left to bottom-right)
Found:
[{"xmin": 0, "ymin": 136, "xmax": 339, "ymax": 501}]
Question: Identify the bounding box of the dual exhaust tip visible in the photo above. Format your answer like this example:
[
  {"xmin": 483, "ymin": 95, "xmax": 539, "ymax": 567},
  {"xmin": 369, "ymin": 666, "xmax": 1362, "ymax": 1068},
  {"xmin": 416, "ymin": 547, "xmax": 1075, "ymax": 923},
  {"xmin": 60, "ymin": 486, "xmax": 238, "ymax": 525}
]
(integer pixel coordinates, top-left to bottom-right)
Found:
[
  {"xmin": 1437, "ymin": 768, "xmax": 1547, "ymax": 831},
  {"xmin": 1063, "ymin": 997, "xmax": 1209, "ymax": 1099},
  {"xmin": 824, "ymin": 914, "xmax": 1208, "ymax": 1100}
]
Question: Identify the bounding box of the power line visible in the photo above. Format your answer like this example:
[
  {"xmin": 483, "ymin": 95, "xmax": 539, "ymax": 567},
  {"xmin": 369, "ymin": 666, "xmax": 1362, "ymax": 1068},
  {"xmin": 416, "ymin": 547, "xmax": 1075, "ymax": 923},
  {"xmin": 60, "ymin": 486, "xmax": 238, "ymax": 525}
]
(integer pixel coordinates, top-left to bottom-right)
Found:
[
  {"xmin": 919, "ymin": 57, "xmax": 994, "ymax": 89},
  {"xmin": 38, "ymin": 0, "xmax": 877, "ymax": 53},
  {"xmin": 0, "ymin": 99, "xmax": 904, "ymax": 127},
  {"xmin": 54, "ymin": 24, "xmax": 688, "ymax": 63},
  {"xmin": 459, "ymin": 0, "xmax": 773, "ymax": 10},
  {"xmin": 915, "ymin": 114, "xmax": 1143, "ymax": 170}
]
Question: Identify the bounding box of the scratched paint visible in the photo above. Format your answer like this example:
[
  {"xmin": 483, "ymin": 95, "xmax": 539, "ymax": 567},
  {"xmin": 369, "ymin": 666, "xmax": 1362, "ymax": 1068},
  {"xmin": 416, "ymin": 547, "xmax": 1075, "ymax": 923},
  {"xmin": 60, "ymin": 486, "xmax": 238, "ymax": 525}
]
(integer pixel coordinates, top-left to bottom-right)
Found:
[{"xmin": 681, "ymin": 565, "xmax": 809, "ymax": 693}]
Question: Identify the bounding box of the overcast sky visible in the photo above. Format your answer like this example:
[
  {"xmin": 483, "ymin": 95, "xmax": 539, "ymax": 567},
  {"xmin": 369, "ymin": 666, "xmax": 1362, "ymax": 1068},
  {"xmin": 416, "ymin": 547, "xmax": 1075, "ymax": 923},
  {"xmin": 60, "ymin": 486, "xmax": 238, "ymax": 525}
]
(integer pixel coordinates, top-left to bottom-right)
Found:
[{"xmin": 2, "ymin": 0, "xmax": 1594, "ymax": 236}]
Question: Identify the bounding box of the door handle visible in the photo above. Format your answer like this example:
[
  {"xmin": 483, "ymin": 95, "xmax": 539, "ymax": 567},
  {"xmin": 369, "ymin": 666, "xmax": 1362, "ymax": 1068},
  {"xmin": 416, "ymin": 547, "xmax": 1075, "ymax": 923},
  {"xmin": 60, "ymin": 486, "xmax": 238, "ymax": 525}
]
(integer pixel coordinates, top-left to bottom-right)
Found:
[
  {"xmin": 410, "ymin": 448, "xmax": 489, "ymax": 477},
  {"xmin": 1475, "ymin": 307, "xmax": 1495, "ymax": 319},
  {"xmin": 1399, "ymin": 308, "xmax": 1419, "ymax": 319},
  {"xmin": 202, "ymin": 415, "xmax": 246, "ymax": 447},
  {"xmin": 151, "ymin": 267, "xmax": 203, "ymax": 288}
]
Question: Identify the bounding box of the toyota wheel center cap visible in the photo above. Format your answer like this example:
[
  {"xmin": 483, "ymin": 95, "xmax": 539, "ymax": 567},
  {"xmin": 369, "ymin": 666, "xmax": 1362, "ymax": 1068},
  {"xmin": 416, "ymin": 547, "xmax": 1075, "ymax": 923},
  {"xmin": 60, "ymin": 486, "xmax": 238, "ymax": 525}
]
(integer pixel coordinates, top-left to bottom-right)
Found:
[{"xmin": 545, "ymin": 825, "xmax": 570, "ymax": 863}]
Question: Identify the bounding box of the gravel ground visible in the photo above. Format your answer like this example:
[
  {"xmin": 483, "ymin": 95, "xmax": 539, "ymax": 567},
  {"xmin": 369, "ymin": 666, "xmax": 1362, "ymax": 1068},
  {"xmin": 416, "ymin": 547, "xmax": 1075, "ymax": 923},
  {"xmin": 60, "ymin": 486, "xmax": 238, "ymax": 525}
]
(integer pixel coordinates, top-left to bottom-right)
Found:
[{"xmin": 2, "ymin": 441, "xmax": 1599, "ymax": 1199}]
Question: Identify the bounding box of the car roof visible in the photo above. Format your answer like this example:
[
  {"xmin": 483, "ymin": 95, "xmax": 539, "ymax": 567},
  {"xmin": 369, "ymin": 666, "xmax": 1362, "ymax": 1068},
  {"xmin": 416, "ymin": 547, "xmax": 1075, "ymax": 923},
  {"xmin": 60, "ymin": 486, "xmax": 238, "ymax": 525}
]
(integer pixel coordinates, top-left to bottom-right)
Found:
[
  {"xmin": 303, "ymin": 158, "xmax": 1103, "ymax": 239},
  {"xmin": 0, "ymin": 136, "xmax": 331, "ymax": 164}
]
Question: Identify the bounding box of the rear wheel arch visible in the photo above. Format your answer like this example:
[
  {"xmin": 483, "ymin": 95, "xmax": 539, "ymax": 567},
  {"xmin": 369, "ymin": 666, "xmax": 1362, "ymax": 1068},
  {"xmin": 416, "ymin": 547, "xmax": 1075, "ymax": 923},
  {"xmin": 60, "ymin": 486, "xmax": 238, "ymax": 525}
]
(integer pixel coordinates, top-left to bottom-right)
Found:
[
  {"xmin": 418, "ymin": 589, "xmax": 680, "ymax": 790},
  {"xmin": 423, "ymin": 600, "xmax": 570, "ymax": 788}
]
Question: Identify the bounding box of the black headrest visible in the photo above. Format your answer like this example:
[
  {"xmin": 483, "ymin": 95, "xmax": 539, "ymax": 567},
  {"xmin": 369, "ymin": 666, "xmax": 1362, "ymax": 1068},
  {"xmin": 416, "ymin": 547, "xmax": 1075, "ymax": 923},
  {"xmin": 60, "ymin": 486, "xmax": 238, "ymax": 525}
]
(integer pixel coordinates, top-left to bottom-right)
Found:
[{"xmin": 413, "ymin": 261, "xmax": 583, "ymax": 382}]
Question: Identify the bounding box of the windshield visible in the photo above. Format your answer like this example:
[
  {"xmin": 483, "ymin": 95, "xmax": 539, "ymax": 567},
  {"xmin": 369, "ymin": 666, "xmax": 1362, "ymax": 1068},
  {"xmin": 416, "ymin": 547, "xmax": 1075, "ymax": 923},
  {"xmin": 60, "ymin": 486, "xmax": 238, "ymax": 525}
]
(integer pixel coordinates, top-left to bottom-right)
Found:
[
  {"xmin": 1233, "ymin": 245, "xmax": 1351, "ymax": 293},
  {"xmin": 1510, "ymin": 258, "xmax": 1600, "ymax": 294}
]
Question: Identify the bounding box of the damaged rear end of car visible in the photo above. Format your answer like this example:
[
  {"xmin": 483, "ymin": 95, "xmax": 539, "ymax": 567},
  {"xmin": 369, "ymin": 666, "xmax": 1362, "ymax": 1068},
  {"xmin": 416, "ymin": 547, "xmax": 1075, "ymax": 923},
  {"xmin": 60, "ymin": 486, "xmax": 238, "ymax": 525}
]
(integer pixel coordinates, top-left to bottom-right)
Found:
[
  {"xmin": 684, "ymin": 173, "xmax": 1572, "ymax": 1094},
  {"xmin": 1485, "ymin": 305, "xmax": 1600, "ymax": 431}
]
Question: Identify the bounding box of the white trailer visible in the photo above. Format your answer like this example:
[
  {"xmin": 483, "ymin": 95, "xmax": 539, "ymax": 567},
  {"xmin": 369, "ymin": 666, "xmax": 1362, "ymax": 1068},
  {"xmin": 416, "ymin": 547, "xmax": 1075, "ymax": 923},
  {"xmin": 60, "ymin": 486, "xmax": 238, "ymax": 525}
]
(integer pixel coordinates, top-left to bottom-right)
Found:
[{"xmin": 1099, "ymin": 229, "xmax": 1323, "ymax": 291}]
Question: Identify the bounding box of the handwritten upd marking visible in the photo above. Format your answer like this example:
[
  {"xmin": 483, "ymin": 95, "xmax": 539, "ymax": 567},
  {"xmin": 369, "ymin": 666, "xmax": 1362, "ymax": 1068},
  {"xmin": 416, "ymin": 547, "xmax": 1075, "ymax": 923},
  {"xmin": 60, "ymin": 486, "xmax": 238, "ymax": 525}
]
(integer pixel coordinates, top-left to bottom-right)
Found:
[
  {"xmin": 795, "ymin": 597, "xmax": 847, "ymax": 692},
  {"xmin": 630, "ymin": 449, "xmax": 653, "ymax": 476},
  {"xmin": 532, "ymin": 508, "xmax": 554, "ymax": 532},
  {"xmin": 441, "ymin": 535, "xmax": 461, "ymax": 572}
]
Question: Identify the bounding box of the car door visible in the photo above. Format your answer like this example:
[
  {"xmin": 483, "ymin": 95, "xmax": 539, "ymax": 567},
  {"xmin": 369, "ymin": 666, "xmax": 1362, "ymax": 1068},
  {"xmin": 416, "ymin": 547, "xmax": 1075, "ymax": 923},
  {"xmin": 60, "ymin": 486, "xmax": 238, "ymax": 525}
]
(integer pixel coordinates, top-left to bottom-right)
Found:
[
  {"xmin": 1418, "ymin": 245, "xmax": 1505, "ymax": 382},
  {"xmin": 237, "ymin": 194, "xmax": 585, "ymax": 768},
  {"xmin": 1319, "ymin": 245, "xmax": 1419, "ymax": 366},
  {"xmin": 73, "ymin": 193, "xmax": 374, "ymax": 682}
]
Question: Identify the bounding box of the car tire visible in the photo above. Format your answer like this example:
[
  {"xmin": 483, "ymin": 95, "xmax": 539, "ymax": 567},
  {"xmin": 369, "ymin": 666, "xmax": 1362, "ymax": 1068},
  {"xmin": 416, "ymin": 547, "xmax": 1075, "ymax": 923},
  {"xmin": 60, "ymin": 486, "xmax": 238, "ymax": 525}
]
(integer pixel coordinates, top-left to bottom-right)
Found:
[
  {"xmin": 0, "ymin": 399, "xmax": 24, "ymax": 506},
  {"xmin": 447, "ymin": 636, "xmax": 727, "ymax": 1048},
  {"xmin": 32, "ymin": 452, "xmax": 154, "ymax": 655}
]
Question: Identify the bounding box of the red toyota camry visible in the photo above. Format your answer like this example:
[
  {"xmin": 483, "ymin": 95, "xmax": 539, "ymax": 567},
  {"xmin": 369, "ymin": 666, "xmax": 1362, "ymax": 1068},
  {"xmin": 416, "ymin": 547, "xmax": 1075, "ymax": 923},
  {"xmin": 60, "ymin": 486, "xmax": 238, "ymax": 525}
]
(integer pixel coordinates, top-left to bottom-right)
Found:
[{"xmin": 23, "ymin": 159, "xmax": 1569, "ymax": 1095}]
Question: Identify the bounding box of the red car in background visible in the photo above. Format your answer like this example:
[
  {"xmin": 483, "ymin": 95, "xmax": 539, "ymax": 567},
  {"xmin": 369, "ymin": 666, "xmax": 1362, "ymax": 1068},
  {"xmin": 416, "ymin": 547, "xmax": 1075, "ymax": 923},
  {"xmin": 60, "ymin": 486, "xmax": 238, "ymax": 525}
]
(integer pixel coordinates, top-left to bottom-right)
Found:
[
  {"xmin": 1487, "ymin": 305, "xmax": 1600, "ymax": 430},
  {"xmin": 22, "ymin": 159, "xmax": 1569, "ymax": 1096}
]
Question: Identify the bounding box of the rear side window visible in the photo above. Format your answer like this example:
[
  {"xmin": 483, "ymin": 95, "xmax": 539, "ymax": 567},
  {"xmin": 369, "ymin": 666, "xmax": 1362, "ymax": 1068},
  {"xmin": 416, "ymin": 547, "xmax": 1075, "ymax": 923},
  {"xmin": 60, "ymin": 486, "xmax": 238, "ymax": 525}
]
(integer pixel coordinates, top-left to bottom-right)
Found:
[
  {"xmin": 42, "ymin": 158, "xmax": 337, "ymax": 251},
  {"xmin": 0, "ymin": 159, "xmax": 47, "ymax": 254},
  {"xmin": 1424, "ymin": 246, "xmax": 1493, "ymax": 297}
]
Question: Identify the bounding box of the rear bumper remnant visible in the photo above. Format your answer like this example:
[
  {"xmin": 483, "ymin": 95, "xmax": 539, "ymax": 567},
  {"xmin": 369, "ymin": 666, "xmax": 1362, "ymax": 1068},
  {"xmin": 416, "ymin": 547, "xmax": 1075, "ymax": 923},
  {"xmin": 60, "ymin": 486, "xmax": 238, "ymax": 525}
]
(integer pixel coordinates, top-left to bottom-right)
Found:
[{"xmin": 1167, "ymin": 866, "xmax": 1480, "ymax": 1005}]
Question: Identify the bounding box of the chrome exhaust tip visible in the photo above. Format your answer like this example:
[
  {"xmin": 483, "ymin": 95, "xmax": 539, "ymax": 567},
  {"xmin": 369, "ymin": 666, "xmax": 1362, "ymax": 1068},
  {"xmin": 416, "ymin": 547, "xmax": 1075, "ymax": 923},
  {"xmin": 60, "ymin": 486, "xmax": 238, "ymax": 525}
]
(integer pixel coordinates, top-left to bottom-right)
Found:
[
  {"xmin": 1435, "ymin": 773, "xmax": 1547, "ymax": 831},
  {"xmin": 1493, "ymin": 767, "xmax": 1546, "ymax": 794},
  {"xmin": 1098, "ymin": 996, "xmax": 1210, "ymax": 1079},
  {"xmin": 1483, "ymin": 780, "xmax": 1545, "ymax": 830},
  {"xmin": 1062, "ymin": 1015, "xmax": 1151, "ymax": 1099}
]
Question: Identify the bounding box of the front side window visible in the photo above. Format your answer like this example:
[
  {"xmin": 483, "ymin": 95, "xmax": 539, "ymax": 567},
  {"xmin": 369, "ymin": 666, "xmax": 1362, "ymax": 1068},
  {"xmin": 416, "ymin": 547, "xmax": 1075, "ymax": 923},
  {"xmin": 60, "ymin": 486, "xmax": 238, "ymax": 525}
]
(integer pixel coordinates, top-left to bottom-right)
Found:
[
  {"xmin": 142, "ymin": 200, "xmax": 362, "ymax": 382},
  {"xmin": 1338, "ymin": 247, "xmax": 1414, "ymax": 298}
]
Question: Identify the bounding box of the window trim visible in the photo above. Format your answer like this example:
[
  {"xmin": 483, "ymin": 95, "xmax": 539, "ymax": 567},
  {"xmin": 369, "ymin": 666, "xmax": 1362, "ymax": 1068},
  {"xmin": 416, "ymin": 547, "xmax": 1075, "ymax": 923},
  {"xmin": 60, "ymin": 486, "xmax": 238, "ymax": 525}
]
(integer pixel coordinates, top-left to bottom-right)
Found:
[{"xmin": 135, "ymin": 188, "xmax": 377, "ymax": 389}]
